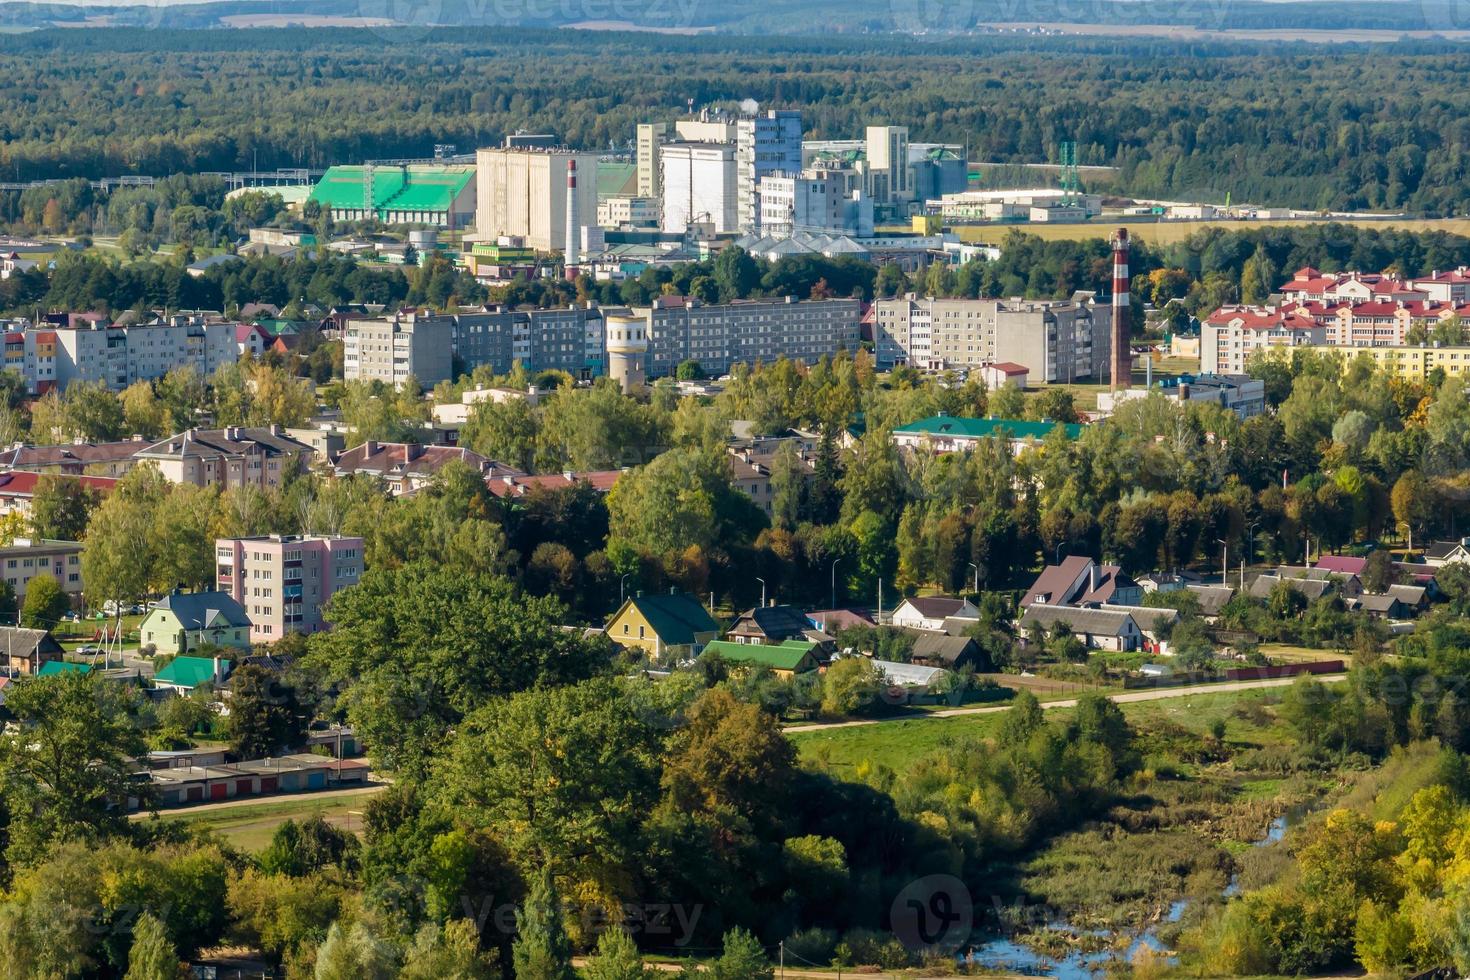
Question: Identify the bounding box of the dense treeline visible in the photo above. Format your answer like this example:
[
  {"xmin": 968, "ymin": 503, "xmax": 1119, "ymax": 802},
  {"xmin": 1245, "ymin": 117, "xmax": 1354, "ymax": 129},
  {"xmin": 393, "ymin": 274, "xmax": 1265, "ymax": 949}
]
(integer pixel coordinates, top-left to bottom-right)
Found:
[{"xmin": 4, "ymin": 30, "xmax": 1470, "ymax": 213}]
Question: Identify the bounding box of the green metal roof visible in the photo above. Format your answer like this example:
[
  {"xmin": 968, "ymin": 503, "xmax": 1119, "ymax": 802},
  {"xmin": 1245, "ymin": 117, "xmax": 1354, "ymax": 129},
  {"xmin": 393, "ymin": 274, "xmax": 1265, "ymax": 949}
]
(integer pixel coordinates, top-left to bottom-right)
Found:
[
  {"xmin": 894, "ymin": 415, "xmax": 1083, "ymax": 442},
  {"xmin": 310, "ymin": 165, "xmax": 474, "ymax": 215},
  {"xmin": 596, "ymin": 162, "xmax": 638, "ymax": 200},
  {"xmin": 616, "ymin": 593, "xmax": 719, "ymax": 647},
  {"xmin": 154, "ymin": 655, "xmax": 224, "ymax": 689},
  {"xmin": 702, "ymin": 639, "xmax": 818, "ymax": 672},
  {"xmin": 38, "ymin": 660, "xmax": 92, "ymax": 677}
]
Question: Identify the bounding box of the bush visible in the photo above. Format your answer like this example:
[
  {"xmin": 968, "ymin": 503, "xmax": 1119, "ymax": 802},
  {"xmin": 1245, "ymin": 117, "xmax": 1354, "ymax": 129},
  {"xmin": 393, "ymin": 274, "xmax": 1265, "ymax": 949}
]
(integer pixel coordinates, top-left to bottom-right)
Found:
[
  {"xmin": 783, "ymin": 928, "xmax": 837, "ymax": 967},
  {"xmin": 834, "ymin": 930, "xmax": 910, "ymax": 969}
]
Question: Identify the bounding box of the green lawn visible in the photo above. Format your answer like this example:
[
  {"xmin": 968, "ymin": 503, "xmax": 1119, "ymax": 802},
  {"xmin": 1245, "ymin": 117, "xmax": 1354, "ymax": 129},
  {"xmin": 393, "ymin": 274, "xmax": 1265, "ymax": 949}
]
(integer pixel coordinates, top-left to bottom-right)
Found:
[
  {"xmin": 140, "ymin": 787, "xmax": 384, "ymax": 852},
  {"xmin": 791, "ymin": 687, "xmax": 1296, "ymax": 774}
]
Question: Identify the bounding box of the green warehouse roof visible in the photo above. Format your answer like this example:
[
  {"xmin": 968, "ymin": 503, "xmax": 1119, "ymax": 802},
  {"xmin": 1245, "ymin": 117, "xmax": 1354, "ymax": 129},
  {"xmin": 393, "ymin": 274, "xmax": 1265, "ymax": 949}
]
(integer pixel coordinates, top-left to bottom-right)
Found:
[
  {"xmin": 895, "ymin": 415, "xmax": 1084, "ymax": 442},
  {"xmin": 702, "ymin": 639, "xmax": 818, "ymax": 672},
  {"xmin": 596, "ymin": 162, "xmax": 638, "ymax": 200},
  {"xmin": 310, "ymin": 165, "xmax": 474, "ymax": 215},
  {"xmin": 38, "ymin": 660, "xmax": 92, "ymax": 677}
]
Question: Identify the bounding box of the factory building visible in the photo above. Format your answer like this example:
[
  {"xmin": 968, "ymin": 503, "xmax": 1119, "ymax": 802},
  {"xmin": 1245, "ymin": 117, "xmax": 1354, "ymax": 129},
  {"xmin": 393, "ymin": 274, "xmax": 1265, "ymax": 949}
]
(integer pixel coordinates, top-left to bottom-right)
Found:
[
  {"xmin": 474, "ymin": 147, "xmax": 599, "ymax": 253},
  {"xmin": 308, "ymin": 165, "xmax": 477, "ymax": 229},
  {"xmin": 660, "ymin": 142, "xmax": 739, "ymax": 235},
  {"xmin": 871, "ymin": 295, "xmax": 1113, "ymax": 384},
  {"xmin": 758, "ymin": 167, "xmax": 874, "ymax": 238}
]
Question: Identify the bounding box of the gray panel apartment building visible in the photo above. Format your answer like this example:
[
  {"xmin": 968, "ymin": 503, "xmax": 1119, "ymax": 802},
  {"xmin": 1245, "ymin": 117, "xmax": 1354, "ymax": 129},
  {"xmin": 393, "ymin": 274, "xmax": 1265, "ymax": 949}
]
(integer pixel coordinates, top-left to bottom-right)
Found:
[
  {"xmin": 871, "ymin": 295, "xmax": 1112, "ymax": 384},
  {"xmin": 343, "ymin": 312, "xmax": 456, "ymax": 388},
  {"xmin": 635, "ymin": 295, "xmax": 863, "ymax": 378},
  {"xmin": 452, "ymin": 307, "xmax": 605, "ymax": 380}
]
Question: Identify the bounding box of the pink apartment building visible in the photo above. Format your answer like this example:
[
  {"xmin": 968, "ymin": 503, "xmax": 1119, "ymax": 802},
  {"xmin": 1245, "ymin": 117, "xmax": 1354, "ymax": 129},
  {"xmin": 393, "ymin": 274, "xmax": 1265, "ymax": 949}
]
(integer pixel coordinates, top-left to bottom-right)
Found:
[{"xmin": 215, "ymin": 535, "xmax": 363, "ymax": 642}]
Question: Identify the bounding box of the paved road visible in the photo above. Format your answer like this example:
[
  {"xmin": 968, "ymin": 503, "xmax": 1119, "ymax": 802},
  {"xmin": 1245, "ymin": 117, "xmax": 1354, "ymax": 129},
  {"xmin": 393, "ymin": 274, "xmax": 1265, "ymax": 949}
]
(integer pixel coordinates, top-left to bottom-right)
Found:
[{"xmin": 784, "ymin": 674, "xmax": 1348, "ymax": 733}]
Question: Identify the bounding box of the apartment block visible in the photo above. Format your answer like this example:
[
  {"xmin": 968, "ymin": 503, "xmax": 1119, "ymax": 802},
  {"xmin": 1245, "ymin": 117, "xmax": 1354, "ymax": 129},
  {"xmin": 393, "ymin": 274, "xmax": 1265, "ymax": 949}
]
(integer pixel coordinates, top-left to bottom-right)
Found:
[
  {"xmin": 453, "ymin": 307, "xmax": 604, "ymax": 380},
  {"xmin": 1201, "ymin": 306, "xmax": 1328, "ymax": 374},
  {"xmin": 618, "ymin": 295, "xmax": 863, "ymax": 379},
  {"xmin": 871, "ymin": 295, "xmax": 1113, "ymax": 383},
  {"xmin": 215, "ymin": 535, "xmax": 364, "ymax": 642},
  {"xmin": 7, "ymin": 315, "xmax": 239, "ymax": 394},
  {"xmin": 134, "ymin": 426, "xmax": 314, "ymax": 490},
  {"xmin": 343, "ymin": 311, "xmax": 455, "ymax": 387},
  {"xmin": 0, "ymin": 538, "xmax": 83, "ymax": 608}
]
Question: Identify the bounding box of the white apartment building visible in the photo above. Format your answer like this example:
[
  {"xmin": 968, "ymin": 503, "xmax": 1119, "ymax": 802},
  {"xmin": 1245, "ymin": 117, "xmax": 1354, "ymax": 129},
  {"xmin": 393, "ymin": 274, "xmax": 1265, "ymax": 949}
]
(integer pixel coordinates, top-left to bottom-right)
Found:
[
  {"xmin": 0, "ymin": 538, "xmax": 83, "ymax": 608},
  {"xmin": 22, "ymin": 317, "xmax": 238, "ymax": 394},
  {"xmin": 660, "ymin": 142, "xmax": 739, "ymax": 235},
  {"xmin": 871, "ymin": 295, "xmax": 1113, "ymax": 383},
  {"xmin": 216, "ymin": 534, "xmax": 363, "ymax": 642},
  {"xmin": 343, "ymin": 311, "xmax": 456, "ymax": 387}
]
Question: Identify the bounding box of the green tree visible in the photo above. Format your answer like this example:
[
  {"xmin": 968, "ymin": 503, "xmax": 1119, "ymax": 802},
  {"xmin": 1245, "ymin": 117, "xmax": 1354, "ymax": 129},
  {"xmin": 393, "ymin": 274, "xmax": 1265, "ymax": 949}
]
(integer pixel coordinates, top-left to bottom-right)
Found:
[
  {"xmin": 124, "ymin": 912, "xmax": 187, "ymax": 980},
  {"xmin": 226, "ymin": 664, "xmax": 309, "ymax": 760},
  {"xmin": 511, "ymin": 869, "xmax": 575, "ymax": 980},
  {"xmin": 28, "ymin": 474, "xmax": 99, "ymax": 541},
  {"xmin": 819, "ymin": 656, "xmax": 882, "ymax": 717},
  {"xmin": 20, "ymin": 572, "xmax": 69, "ymax": 629},
  {"xmin": 583, "ymin": 926, "xmax": 657, "ymax": 980},
  {"xmin": 0, "ymin": 672, "xmax": 148, "ymax": 864},
  {"xmin": 710, "ymin": 928, "xmax": 773, "ymax": 980},
  {"xmin": 400, "ymin": 919, "xmax": 496, "ymax": 980},
  {"xmin": 313, "ymin": 921, "xmax": 398, "ymax": 980}
]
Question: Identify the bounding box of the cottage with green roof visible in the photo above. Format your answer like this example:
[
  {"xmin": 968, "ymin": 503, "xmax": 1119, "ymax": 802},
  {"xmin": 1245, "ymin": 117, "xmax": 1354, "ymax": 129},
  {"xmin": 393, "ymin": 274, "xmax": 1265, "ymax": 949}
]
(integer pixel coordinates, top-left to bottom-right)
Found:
[
  {"xmin": 701, "ymin": 639, "xmax": 819, "ymax": 678},
  {"xmin": 153, "ymin": 655, "xmax": 230, "ymax": 693},
  {"xmin": 605, "ymin": 592, "xmax": 720, "ymax": 664},
  {"xmin": 892, "ymin": 414, "xmax": 1083, "ymax": 457},
  {"xmin": 309, "ymin": 165, "xmax": 476, "ymax": 230}
]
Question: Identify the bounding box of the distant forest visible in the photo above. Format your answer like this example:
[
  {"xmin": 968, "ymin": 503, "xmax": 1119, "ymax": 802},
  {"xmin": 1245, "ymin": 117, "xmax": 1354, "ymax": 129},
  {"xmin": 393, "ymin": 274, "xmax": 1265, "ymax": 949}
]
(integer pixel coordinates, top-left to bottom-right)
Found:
[{"xmin": 3, "ymin": 29, "xmax": 1470, "ymax": 214}]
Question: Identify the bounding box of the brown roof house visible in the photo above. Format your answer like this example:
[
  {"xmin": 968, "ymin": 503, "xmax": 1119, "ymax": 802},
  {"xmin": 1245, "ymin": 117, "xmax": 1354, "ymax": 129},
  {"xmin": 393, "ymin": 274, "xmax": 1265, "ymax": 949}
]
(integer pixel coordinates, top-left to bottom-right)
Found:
[
  {"xmin": 890, "ymin": 596, "xmax": 979, "ymax": 633},
  {"xmin": 1021, "ymin": 555, "xmax": 1143, "ymax": 609},
  {"xmin": 0, "ymin": 626, "xmax": 64, "ymax": 675}
]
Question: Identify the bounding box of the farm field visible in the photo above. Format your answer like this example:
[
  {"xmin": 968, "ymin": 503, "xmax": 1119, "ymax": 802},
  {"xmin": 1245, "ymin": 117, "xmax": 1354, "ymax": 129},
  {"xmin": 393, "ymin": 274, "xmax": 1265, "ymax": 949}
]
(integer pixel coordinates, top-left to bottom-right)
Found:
[{"xmin": 950, "ymin": 217, "xmax": 1470, "ymax": 247}]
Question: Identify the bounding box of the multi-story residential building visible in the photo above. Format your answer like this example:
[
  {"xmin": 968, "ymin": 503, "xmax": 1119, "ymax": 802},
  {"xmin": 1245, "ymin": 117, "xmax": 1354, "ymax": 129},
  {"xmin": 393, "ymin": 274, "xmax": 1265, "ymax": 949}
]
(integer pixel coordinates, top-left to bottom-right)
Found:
[
  {"xmin": 331, "ymin": 441, "xmax": 520, "ymax": 496},
  {"xmin": 736, "ymin": 109, "xmax": 803, "ymax": 234},
  {"xmin": 5, "ymin": 314, "xmax": 239, "ymax": 394},
  {"xmin": 1288, "ymin": 344, "xmax": 1470, "ymax": 382},
  {"xmin": 871, "ymin": 295, "xmax": 1113, "ymax": 383},
  {"xmin": 660, "ymin": 142, "xmax": 739, "ymax": 235},
  {"xmin": 0, "ymin": 438, "xmax": 149, "ymax": 477},
  {"xmin": 1412, "ymin": 268, "xmax": 1470, "ymax": 304},
  {"xmin": 343, "ymin": 311, "xmax": 455, "ymax": 387},
  {"xmin": 1202, "ymin": 305, "xmax": 1330, "ymax": 374},
  {"xmin": 453, "ymin": 307, "xmax": 604, "ymax": 380},
  {"xmin": 216, "ymin": 535, "xmax": 363, "ymax": 642},
  {"xmin": 1278, "ymin": 267, "xmax": 1426, "ymax": 305},
  {"xmin": 0, "ymin": 472, "xmax": 118, "ymax": 521},
  {"xmin": 474, "ymin": 148, "xmax": 599, "ymax": 253},
  {"xmin": 0, "ymin": 538, "xmax": 84, "ymax": 608},
  {"xmin": 134, "ymin": 426, "xmax": 314, "ymax": 490},
  {"xmin": 612, "ymin": 295, "xmax": 862, "ymax": 380}
]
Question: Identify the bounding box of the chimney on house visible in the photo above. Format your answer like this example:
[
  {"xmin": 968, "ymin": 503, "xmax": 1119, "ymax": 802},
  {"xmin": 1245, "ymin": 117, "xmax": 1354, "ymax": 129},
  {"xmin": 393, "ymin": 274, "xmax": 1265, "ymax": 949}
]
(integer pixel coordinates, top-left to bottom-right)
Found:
[{"xmin": 1089, "ymin": 561, "xmax": 1099, "ymax": 595}]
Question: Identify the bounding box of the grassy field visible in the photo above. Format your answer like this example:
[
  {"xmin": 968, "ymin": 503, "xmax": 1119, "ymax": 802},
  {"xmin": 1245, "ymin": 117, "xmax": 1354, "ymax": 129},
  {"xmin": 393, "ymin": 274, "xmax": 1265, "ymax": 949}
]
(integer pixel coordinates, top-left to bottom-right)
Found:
[
  {"xmin": 791, "ymin": 686, "xmax": 1295, "ymax": 775},
  {"xmin": 141, "ymin": 785, "xmax": 385, "ymax": 852},
  {"xmin": 949, "ymin": 217, "xmax": 1470, "ymax": 247}
]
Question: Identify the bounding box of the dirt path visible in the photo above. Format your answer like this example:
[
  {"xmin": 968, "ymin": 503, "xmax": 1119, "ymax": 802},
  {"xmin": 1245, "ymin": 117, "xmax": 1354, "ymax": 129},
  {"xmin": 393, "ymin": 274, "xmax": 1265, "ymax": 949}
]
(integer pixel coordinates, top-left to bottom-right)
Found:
[
  {"xmin": 785, "ymin": 674, "xmax": 1348, "ymax": 733},
  {"xmin": 128, "ymin": 782, "xmax": 387, "ymax": 819}
]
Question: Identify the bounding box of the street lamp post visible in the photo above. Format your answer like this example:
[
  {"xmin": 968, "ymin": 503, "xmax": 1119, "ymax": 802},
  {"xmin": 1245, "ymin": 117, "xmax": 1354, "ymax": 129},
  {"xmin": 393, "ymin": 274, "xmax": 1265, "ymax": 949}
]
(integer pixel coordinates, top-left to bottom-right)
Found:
[
  {"xmin": 830, "ymin": 559, "xmax": 841, "ymax": 611},
  {"xmin": 756, "ymin": 577, "xmax": 767, "ymax": 608},
  {"xmin": 968, "ymin": 561, "xmax": 980, "ymax": 596},
  {"xmin": 1399, "ymin": 521, "xmax": 1414, "ymax": 557},
  {"xmin": 619, "ymin": 573, "xmax": 631, "ymax": 605},
  {"xmin": 1216, "ymin": 538, "xmax": 1228, "ymax": 586}
]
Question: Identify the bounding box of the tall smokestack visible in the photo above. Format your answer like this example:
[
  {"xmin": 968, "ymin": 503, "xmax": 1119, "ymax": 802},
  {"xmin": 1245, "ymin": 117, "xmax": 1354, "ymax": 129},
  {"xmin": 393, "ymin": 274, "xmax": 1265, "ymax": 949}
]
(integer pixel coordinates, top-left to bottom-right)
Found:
[
  {"xmin": 1111, "ymin": 227, "xmax": 1130, "ymax": 393},
  {"xmin": 565, "ymin": 158, "xmax": 579, "ymax": 281}
]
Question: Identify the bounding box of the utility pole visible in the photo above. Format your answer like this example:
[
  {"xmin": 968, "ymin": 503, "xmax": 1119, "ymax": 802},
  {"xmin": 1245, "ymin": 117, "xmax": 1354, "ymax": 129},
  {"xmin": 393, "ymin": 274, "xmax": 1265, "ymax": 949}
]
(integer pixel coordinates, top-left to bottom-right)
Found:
[{"xmin": 779, "ymin": 941, "xmax": 785, "ymax": 980}]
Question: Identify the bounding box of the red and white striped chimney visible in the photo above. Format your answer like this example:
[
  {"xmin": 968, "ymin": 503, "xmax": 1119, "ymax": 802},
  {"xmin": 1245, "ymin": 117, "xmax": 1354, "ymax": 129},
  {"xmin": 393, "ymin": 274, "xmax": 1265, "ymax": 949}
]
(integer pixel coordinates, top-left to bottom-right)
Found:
[
  {"xmin": 1110, "ymin": 227, "xmax": 1130, "ymax": 393},
  {"xmin": 564, "ymin": 158, "xmax": 579, "ymax": 281}
]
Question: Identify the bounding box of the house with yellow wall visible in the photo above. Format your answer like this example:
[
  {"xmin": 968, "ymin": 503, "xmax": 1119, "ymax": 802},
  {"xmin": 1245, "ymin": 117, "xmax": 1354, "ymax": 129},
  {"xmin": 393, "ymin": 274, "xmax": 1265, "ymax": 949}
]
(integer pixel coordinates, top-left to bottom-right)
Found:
[
  {"xmin": 701, "ymin": 639, "xmax": 819, "ymax": 679},
  {"xmin": 604, "ymin": 592, "xmax": 720, "ymax": 664}
]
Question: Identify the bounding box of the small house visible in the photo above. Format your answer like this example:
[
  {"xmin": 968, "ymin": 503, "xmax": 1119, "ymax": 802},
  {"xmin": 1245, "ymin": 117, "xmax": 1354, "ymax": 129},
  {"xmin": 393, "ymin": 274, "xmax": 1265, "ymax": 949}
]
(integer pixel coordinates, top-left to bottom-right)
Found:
[
  {"xmin": 890, "ymin": 596, "xmax": 979, "ymax": 632},
  {"xmin": 0, "ymin": 626, "xmax": 64, "ymax": 675},
  {"xmin": 701, "ymin": 639, "xmax": 819, "ymax": 678},
  {"xmin": 1019, "ymin": 603, "xmax": 1143, "ymax": 652},
  {"xmin": 153, "ymin": 655, "xmax": 230, "ymax": 693},
  {"xmin": 139, "ymin": 590, "xmax": 253, "ymax": 655},
  {"xmin": 604, "ymin": 592, "xmax": 720, "ymax": 664}
]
